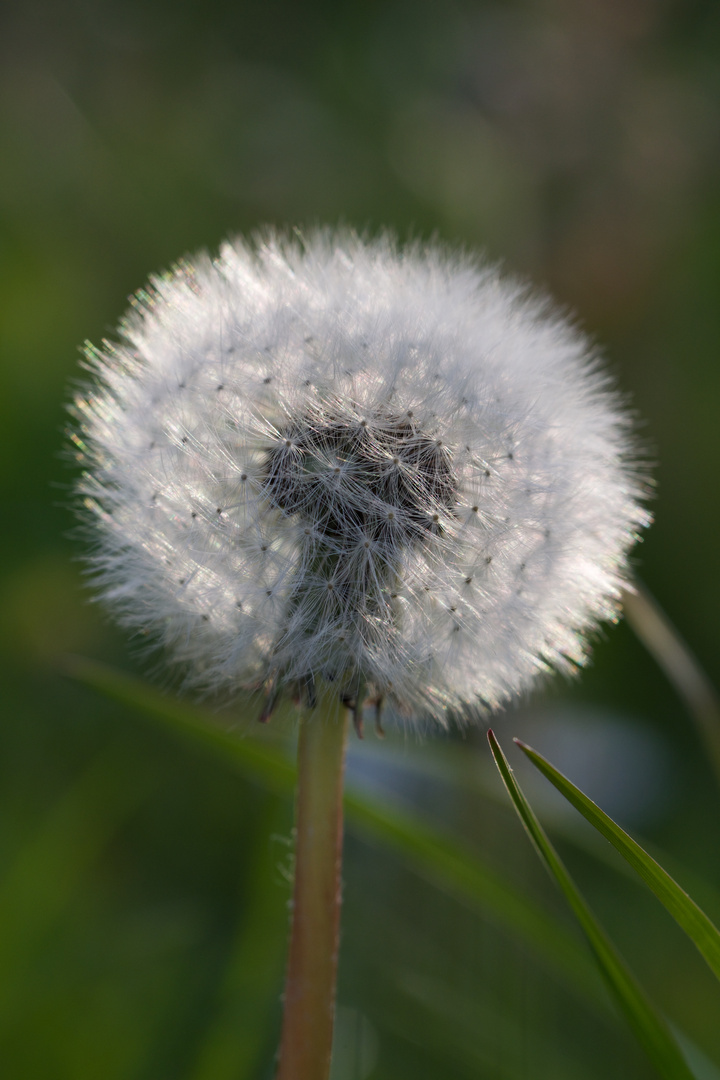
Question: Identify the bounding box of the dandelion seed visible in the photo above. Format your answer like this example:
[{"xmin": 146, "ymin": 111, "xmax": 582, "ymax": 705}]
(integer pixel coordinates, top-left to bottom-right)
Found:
[{"xmin": 71, "ymin": 229, "xmax": 650, "ymax": 724}]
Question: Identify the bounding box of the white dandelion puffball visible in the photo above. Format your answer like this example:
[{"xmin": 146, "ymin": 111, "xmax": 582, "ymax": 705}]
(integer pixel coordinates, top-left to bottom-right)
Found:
[{"xmin": 72, "ymin": 230, "xmax": 649, "ymax": 725}]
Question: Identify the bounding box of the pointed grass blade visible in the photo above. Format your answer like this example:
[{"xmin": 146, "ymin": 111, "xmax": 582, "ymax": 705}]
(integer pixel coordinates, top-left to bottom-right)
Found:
[
  {"xmin": 487, "ymin": 729, "xmax": 696, "ymax": 1080},
  {"xmin": 515, "ymin": 737, "xmax": 720, "ymax": 983}
]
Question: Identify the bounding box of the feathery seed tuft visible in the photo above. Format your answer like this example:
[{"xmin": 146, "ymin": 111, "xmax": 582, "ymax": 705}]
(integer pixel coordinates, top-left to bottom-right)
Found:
[{"xmin": 71, "ymin": 230, "xmax": 650, "ymax": 724}]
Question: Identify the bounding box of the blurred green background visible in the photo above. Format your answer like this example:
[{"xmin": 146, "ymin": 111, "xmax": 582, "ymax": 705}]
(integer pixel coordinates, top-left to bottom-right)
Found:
[{"xmin": 1, "ymin": 1, "xmax": 720, "ymax": 1077}]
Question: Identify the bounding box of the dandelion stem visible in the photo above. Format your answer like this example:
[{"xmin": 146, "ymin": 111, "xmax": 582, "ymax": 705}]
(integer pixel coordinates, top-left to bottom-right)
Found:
[{"xmin": 276, "ymin": 706, "xmax": 350, "ymax": 1080}]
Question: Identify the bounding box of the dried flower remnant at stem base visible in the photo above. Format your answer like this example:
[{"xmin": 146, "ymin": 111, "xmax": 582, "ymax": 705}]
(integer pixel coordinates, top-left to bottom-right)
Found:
[{"xmin": 71, "ymin": 230, "xmax": 650, "ymax": 726}]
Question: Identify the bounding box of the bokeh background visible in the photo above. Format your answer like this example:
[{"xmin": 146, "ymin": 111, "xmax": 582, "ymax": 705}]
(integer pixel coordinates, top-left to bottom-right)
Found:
[{"xmin": 1, "ymin": 1, "xmax": 719, "ymax": 1077}]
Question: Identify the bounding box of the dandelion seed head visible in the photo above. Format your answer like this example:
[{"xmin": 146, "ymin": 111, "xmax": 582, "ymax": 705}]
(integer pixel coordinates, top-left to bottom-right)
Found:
[{"xmin": 72, "ymin": 229, "xmax": 650, "ymax": 724}]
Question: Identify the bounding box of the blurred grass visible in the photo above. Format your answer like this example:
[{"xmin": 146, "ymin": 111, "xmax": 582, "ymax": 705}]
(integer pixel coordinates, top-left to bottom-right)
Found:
[
  {"xmin": 2, "ymin": 0, "xmax": 720, "ymax": 1076},
  {"xmin": 62, "ymin": 655, "xmax": 604, "ymax": 1008}
]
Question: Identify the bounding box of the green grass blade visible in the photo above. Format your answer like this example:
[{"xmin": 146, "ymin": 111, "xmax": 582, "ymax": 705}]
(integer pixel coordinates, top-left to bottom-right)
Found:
[
  {"xmin": 487, "ymin": 729, "xmax": 696, "ymax": 1080},
  {"xmin": 623, "ymin": 583, "xmax": 720, "ymax": 785},
  {"xmin": 515, "ymin": 736, "xmax": 720, "ymax": 983},
  {"xmin": 62, "ymin": 656, "xmax": 602, "ymax": 1009},
  {"xmin": 61, "ymin": 654, "xmax": 298, "ymax": 796}
]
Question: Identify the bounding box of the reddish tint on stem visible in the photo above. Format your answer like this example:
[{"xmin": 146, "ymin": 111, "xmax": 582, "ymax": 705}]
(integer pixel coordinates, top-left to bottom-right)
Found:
[{"xmin": 276, "ymin": 711, "xmax": 350, "ymax": 1080}]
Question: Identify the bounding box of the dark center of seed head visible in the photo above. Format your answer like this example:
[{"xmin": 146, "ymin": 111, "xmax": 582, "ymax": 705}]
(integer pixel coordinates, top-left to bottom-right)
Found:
[{"xmin": 262, "ymin": 412, "xmax": 456, "ymax": 547}]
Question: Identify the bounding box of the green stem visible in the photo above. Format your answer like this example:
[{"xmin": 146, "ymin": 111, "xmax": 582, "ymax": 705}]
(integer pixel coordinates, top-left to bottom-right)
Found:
[{"xmin": 276, "ymin": 706, "xmax": 350, "ymax": 1080}]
